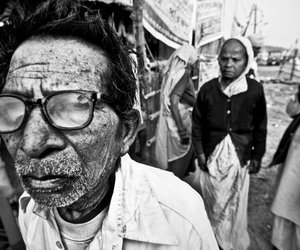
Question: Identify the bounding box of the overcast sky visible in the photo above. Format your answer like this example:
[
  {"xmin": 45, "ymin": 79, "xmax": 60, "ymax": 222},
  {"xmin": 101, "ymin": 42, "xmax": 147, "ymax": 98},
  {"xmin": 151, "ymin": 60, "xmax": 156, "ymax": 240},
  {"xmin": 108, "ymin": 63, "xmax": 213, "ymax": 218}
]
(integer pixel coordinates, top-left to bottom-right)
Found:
[{"xmin": 254, "ymin": 0, "xmax": 300, "ymax": 48}]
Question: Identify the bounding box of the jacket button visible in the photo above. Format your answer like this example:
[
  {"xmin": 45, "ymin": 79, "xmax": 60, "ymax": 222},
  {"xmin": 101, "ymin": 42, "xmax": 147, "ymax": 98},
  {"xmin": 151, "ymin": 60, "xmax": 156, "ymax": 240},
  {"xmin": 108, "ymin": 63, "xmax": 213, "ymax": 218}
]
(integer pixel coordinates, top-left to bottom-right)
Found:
[
  {"xmin": 227, "ymin": 110, "xmax": 231, "ymax": 114},
  {"xmin": 56, "ymin": 241, "xmax": 63, "ymax": 249}
]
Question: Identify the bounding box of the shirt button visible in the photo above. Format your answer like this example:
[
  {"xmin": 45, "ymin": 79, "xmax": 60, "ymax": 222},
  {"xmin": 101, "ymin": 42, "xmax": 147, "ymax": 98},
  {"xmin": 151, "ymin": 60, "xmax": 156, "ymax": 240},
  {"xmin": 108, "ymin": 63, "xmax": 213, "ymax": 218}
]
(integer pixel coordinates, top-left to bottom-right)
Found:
[
  {"xmin": 227, "ymin": 99, "xmax": 231, "ymax": 102},
  {"xmin": 227, "ymin": 110, "xmax": 231, "ymax": 114},
  {"xmin": 229, "ymin": 128, "xmax": 232, "ymax": 131},
  {"xmin": 56, "ymin": 241, "xmax": 63, "ymax": 249}
]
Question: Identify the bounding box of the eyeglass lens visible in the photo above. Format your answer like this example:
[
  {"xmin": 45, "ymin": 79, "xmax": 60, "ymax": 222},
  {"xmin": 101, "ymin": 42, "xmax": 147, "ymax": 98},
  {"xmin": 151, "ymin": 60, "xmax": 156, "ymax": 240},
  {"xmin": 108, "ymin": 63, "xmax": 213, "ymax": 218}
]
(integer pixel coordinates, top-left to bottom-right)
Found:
[
  {"xmin": 0, "ymin": 92, "xmax": 93, "ymax": 132},
  {"xmin": 0, "ymin": 96, "xmax": 26, "ymax": 132},
  {"xmin": 46, "ymin": 92, "xmax": 92, "ymax": 128}
]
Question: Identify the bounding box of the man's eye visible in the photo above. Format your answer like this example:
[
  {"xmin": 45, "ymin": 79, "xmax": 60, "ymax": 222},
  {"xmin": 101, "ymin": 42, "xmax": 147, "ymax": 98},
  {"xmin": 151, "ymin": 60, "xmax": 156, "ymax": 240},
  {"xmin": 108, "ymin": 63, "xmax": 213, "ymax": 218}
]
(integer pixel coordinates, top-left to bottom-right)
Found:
[
  {"xmin": 95, "ymin": 101, "xmax": 105, "ymax": 110},
  {"xmin": 77, "ymin": 95, "xmax": 88, "ymax": 104}
]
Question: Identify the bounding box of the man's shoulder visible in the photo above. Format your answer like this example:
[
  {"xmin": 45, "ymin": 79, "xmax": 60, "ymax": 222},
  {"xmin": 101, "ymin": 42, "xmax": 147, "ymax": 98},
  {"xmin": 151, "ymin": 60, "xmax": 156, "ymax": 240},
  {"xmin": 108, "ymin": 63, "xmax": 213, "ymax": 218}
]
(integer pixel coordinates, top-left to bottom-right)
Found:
[
  {"xmin": 145, "ymin": 165, "xmax": 206, "ymax": 216},
  {"xmin": 121, "ymin": 155, "xmax": 210, "ymax": 233},
  {"xmin": 123, "ymin": 157, "xmax": 203, "ymax": 206}
]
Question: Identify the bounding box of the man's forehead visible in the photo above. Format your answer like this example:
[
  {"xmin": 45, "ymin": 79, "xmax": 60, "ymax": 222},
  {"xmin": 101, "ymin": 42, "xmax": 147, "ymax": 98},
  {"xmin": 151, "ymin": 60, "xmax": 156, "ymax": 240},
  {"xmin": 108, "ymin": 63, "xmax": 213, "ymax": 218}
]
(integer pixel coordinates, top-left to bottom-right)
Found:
[
  {"xmin": 5, "ymin": 37, "xmax": 110, "ymax": 95},
  {"xmin": 10, "ymin": 37, "xmax": 109, "ymax": 72}
]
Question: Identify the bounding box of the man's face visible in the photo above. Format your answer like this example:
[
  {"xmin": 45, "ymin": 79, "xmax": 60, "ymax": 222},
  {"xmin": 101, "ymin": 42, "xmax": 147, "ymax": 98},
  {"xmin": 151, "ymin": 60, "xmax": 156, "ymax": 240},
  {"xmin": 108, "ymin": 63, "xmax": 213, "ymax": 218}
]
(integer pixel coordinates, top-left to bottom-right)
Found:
[
  {"xmin": 1, "ymin": 37, "xmax": 124, "ymax": 208},
  {"xmin": 218, "ymin": 40, "xmax": 248, "ymax": 82}
]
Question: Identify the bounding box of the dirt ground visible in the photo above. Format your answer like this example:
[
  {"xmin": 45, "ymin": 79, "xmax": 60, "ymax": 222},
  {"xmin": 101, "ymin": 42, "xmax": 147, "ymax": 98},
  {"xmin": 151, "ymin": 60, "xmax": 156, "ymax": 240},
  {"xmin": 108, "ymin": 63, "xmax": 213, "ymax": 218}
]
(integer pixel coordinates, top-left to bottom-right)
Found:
[{"xmin": 248, "ymin": 66, "xmax": 298, "ymax": 250}]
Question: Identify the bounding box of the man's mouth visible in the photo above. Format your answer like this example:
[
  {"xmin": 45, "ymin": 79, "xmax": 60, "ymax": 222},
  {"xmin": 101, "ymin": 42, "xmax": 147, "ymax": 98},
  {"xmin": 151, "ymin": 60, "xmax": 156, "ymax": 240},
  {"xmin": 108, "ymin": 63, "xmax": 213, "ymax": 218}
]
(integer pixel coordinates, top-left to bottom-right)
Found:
[{"xmin": 22, "ymin": 175, "xmax": 73, "ymax": 193}]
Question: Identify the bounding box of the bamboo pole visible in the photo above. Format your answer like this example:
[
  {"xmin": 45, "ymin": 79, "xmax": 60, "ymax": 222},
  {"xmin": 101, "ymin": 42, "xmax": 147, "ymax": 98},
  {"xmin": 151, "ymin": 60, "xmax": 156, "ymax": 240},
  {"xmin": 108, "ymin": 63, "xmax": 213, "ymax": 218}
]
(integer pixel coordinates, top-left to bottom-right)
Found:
[
  {"xmin": 132, "ymin": 0, "xmax": 150, "ymax": 162},
  {"xmin": 242, "ymin": 4, "xmax": 255, "ymax": 36},
  {"xmin": 290, "ymin": 40, "xmax": 299, "ymax": 81},
  {"xmin": 133, "ymin": 0, "xmax": 147, "ymax": 75}
]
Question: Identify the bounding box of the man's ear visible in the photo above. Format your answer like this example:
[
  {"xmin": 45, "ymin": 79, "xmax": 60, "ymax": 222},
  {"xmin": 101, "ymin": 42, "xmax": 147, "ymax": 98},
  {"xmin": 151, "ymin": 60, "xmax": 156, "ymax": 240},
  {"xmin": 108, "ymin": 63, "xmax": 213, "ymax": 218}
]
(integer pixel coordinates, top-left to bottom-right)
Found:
[{"xmin": 120, "ymin": 110, "xmax": 139, "ymax": 156}]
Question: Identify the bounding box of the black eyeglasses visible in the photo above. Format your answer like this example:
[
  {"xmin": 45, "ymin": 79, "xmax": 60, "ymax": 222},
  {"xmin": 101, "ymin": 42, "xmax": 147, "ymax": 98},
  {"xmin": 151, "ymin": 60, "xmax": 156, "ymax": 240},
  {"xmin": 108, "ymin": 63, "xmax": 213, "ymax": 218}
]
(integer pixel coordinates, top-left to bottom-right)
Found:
[{"xmin": 0, "ymin": 91, "xmax": 116, "ymax": 133}]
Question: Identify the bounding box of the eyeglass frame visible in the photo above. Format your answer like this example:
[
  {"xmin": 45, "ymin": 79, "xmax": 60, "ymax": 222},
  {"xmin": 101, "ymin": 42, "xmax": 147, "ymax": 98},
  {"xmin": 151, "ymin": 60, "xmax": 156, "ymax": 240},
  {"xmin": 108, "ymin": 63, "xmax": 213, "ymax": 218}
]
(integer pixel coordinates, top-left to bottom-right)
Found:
[{"xmin": 0, "ymin": 90, "xmax": 117, "ymax": 134}]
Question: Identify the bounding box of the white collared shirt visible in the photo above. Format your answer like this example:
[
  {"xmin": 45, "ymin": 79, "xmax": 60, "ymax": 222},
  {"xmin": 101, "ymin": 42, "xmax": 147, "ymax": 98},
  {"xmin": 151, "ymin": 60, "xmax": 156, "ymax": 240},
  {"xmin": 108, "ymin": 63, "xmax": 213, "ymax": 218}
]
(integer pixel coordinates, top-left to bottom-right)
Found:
[{"xmin": 18, "ymin": 154, "xmax": 218, "ymax": 250}]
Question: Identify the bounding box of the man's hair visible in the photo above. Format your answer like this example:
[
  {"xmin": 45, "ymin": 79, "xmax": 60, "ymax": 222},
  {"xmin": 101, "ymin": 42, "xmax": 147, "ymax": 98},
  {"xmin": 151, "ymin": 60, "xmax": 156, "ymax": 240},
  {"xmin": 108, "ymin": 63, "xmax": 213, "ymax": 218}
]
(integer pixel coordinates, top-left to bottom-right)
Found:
[{"xmin": 0, "ymin": 0, "xmax": 137, "ymax": 119}]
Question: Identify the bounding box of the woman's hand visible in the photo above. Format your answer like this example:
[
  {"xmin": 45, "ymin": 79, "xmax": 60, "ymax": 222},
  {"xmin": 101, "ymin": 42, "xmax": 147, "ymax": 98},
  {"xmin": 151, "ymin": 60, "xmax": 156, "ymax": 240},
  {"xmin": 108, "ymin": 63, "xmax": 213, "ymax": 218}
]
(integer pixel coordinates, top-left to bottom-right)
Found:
[{"xmin": 195, "ymin": 154, "xmax": 208, "ymax": 172}]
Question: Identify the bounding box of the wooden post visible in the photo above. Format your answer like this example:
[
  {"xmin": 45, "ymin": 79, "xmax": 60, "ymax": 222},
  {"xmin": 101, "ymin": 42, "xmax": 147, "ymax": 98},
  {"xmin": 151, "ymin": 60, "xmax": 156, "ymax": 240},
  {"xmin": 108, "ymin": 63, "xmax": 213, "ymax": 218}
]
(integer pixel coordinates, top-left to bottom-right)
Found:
[
  {"xmin": 253, "ymin": 4, "xmax": 257, "ymax": 34},
  {"xmin": 242, "ymin": 4, "xmax": 255, "ymax": 36},
  {"xmin": 133, "ymin": 0, "xmax": 146, "ymax": 73},
  {"xmin": 132, "ymin": 0, "xmax": 151, "ymax": 163},
  {"xmin": 290, "ymin": 40, "xmax": 299, "ymax": 81}
]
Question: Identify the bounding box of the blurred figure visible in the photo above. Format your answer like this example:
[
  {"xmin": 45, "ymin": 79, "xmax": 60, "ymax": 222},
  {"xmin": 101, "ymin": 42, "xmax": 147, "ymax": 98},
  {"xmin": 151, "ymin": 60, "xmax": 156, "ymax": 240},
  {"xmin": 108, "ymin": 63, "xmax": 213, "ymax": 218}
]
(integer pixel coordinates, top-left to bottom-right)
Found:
[
  {"xmin": 247, "ymin": 33, "xmax": 264, "ymax": 81},
  {"xmin": 270, "ymin": 85, "xmax": 300, "ymax": 250},
  {"xmin": 155, "ymin": 44, "xmax": 198, "ymax": 178},
  {"xmin": 0, "ymin": 150, "xmax": 12, "ymax": 250},
  {"xmin": 0, "ymin": 140, "xmax": 24, "ymax": 250},
  {"xmin": 0, "ymin": 148, "xmax": 15, "ymax": 201},
  {"xmin": 192, "ymin": 37, "xmax": 267, "ymax": 250}
]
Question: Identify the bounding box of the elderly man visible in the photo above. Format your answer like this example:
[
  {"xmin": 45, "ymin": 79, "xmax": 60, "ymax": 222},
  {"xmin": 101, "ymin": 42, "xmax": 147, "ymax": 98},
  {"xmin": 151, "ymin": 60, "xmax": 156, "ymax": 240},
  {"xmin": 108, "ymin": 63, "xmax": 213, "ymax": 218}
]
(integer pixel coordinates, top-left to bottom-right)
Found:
[
  {"xmin": 192, "ymin": 37, "xmax": 267, "ymax": 250},
  {"xmin": 0, "ymin": 1, "xmax": 218, "ymax": 249}
]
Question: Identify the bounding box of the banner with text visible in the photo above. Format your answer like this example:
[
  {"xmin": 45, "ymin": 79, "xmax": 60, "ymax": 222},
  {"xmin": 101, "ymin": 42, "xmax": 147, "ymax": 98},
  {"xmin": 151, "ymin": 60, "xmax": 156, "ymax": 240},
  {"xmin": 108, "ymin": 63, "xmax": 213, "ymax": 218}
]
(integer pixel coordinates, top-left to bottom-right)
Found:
[
  {"xmin": 195, "ymin": 0, "xmax": 223, "ymax": 47},
  {"xmin": 143, "ymin": 0, "xmax": 195, "ymax": 48}
]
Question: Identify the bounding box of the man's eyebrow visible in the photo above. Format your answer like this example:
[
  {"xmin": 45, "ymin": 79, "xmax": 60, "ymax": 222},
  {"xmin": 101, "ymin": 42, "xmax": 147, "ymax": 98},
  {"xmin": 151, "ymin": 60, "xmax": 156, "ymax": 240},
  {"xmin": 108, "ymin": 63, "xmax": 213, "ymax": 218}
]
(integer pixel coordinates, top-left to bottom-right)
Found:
[{"xmin": 1, "ymin": 89, "xmax": 33, "ymax": 98}]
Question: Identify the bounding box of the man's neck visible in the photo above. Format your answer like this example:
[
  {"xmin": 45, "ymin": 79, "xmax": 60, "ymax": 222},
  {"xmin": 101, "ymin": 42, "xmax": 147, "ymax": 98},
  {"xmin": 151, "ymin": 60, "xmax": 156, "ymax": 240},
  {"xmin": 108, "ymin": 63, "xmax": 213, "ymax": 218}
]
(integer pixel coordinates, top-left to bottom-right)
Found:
[{"xmin": 57, "ymin": 176, "xmax": 114, "ymax": 223}]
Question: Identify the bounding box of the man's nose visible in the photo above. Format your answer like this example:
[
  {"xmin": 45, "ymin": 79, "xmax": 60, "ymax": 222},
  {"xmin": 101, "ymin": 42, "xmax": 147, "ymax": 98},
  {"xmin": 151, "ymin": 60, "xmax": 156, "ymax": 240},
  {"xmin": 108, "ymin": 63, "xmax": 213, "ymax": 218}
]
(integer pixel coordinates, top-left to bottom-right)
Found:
[{"xmin": 20, "ymin": 108, "xmax": 66, "ymax": 158}]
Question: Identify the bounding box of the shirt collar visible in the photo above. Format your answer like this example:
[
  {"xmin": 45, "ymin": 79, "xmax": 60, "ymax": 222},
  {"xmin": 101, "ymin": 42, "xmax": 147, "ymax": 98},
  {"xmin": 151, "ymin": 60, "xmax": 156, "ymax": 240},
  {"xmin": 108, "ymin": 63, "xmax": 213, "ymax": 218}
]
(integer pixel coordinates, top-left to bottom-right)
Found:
[{"xmin": 20, "ymin": 193, "xmax": 52, "ymax": 220}]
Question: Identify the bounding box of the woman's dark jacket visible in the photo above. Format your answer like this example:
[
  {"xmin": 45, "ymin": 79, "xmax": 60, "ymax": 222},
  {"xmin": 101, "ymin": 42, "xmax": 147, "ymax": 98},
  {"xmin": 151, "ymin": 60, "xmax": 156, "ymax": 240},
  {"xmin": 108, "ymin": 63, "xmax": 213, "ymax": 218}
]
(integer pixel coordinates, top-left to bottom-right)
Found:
[{"xmin": 192, "ymin": 77, "xmax": 267, "ymax": 165}]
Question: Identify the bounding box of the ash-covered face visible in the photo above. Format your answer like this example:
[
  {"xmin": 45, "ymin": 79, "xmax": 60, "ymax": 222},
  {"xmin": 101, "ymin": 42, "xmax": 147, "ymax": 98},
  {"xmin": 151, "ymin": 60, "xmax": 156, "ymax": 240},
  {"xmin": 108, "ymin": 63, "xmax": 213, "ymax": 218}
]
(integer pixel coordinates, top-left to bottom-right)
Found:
[{"xmin": 1, "ymin": 37, "xmax": 127, "ymax": 209}]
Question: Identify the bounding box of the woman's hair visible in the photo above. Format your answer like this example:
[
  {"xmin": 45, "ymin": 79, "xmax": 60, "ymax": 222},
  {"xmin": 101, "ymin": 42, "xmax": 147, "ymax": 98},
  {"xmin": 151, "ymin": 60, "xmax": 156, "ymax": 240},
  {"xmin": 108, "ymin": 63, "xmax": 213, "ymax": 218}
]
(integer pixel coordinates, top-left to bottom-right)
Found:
[{"xmin": 0, "ymin": 0, "xmax": 137, "ymax": 119}]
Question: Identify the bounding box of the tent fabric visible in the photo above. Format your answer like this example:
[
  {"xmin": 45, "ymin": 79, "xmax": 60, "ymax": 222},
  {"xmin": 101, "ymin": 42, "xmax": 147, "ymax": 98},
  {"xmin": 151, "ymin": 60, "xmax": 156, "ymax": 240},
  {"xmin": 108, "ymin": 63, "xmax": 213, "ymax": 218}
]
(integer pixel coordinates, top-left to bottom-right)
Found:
[
  {"xmin": 143, "ymin": 0, "xmax": 195, "ymax": 48},
  {"xmin": 84, "ymin": 0, "xmax": 132, "ymax": 6}
]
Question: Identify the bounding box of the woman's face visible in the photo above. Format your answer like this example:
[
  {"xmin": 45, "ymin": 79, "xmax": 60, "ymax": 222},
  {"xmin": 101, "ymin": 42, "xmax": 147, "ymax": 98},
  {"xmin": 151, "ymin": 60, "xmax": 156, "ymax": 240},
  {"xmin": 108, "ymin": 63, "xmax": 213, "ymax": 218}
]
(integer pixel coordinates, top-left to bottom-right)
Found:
[{"xmin": 218, "ymin": 40, "xmax": 248, "ymax": 82}]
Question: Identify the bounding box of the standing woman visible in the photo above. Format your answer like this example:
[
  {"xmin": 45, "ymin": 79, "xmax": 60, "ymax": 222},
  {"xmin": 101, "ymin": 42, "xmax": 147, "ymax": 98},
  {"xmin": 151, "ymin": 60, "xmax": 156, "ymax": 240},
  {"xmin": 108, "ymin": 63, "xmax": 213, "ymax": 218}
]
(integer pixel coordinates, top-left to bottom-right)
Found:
[
  {"xmin": 155, "ymin": 44, "xmax": 198, "ymax": 178},
  {"xmin": 192, "ymin": 37, "xmax": 267, "ymax": 250}
]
